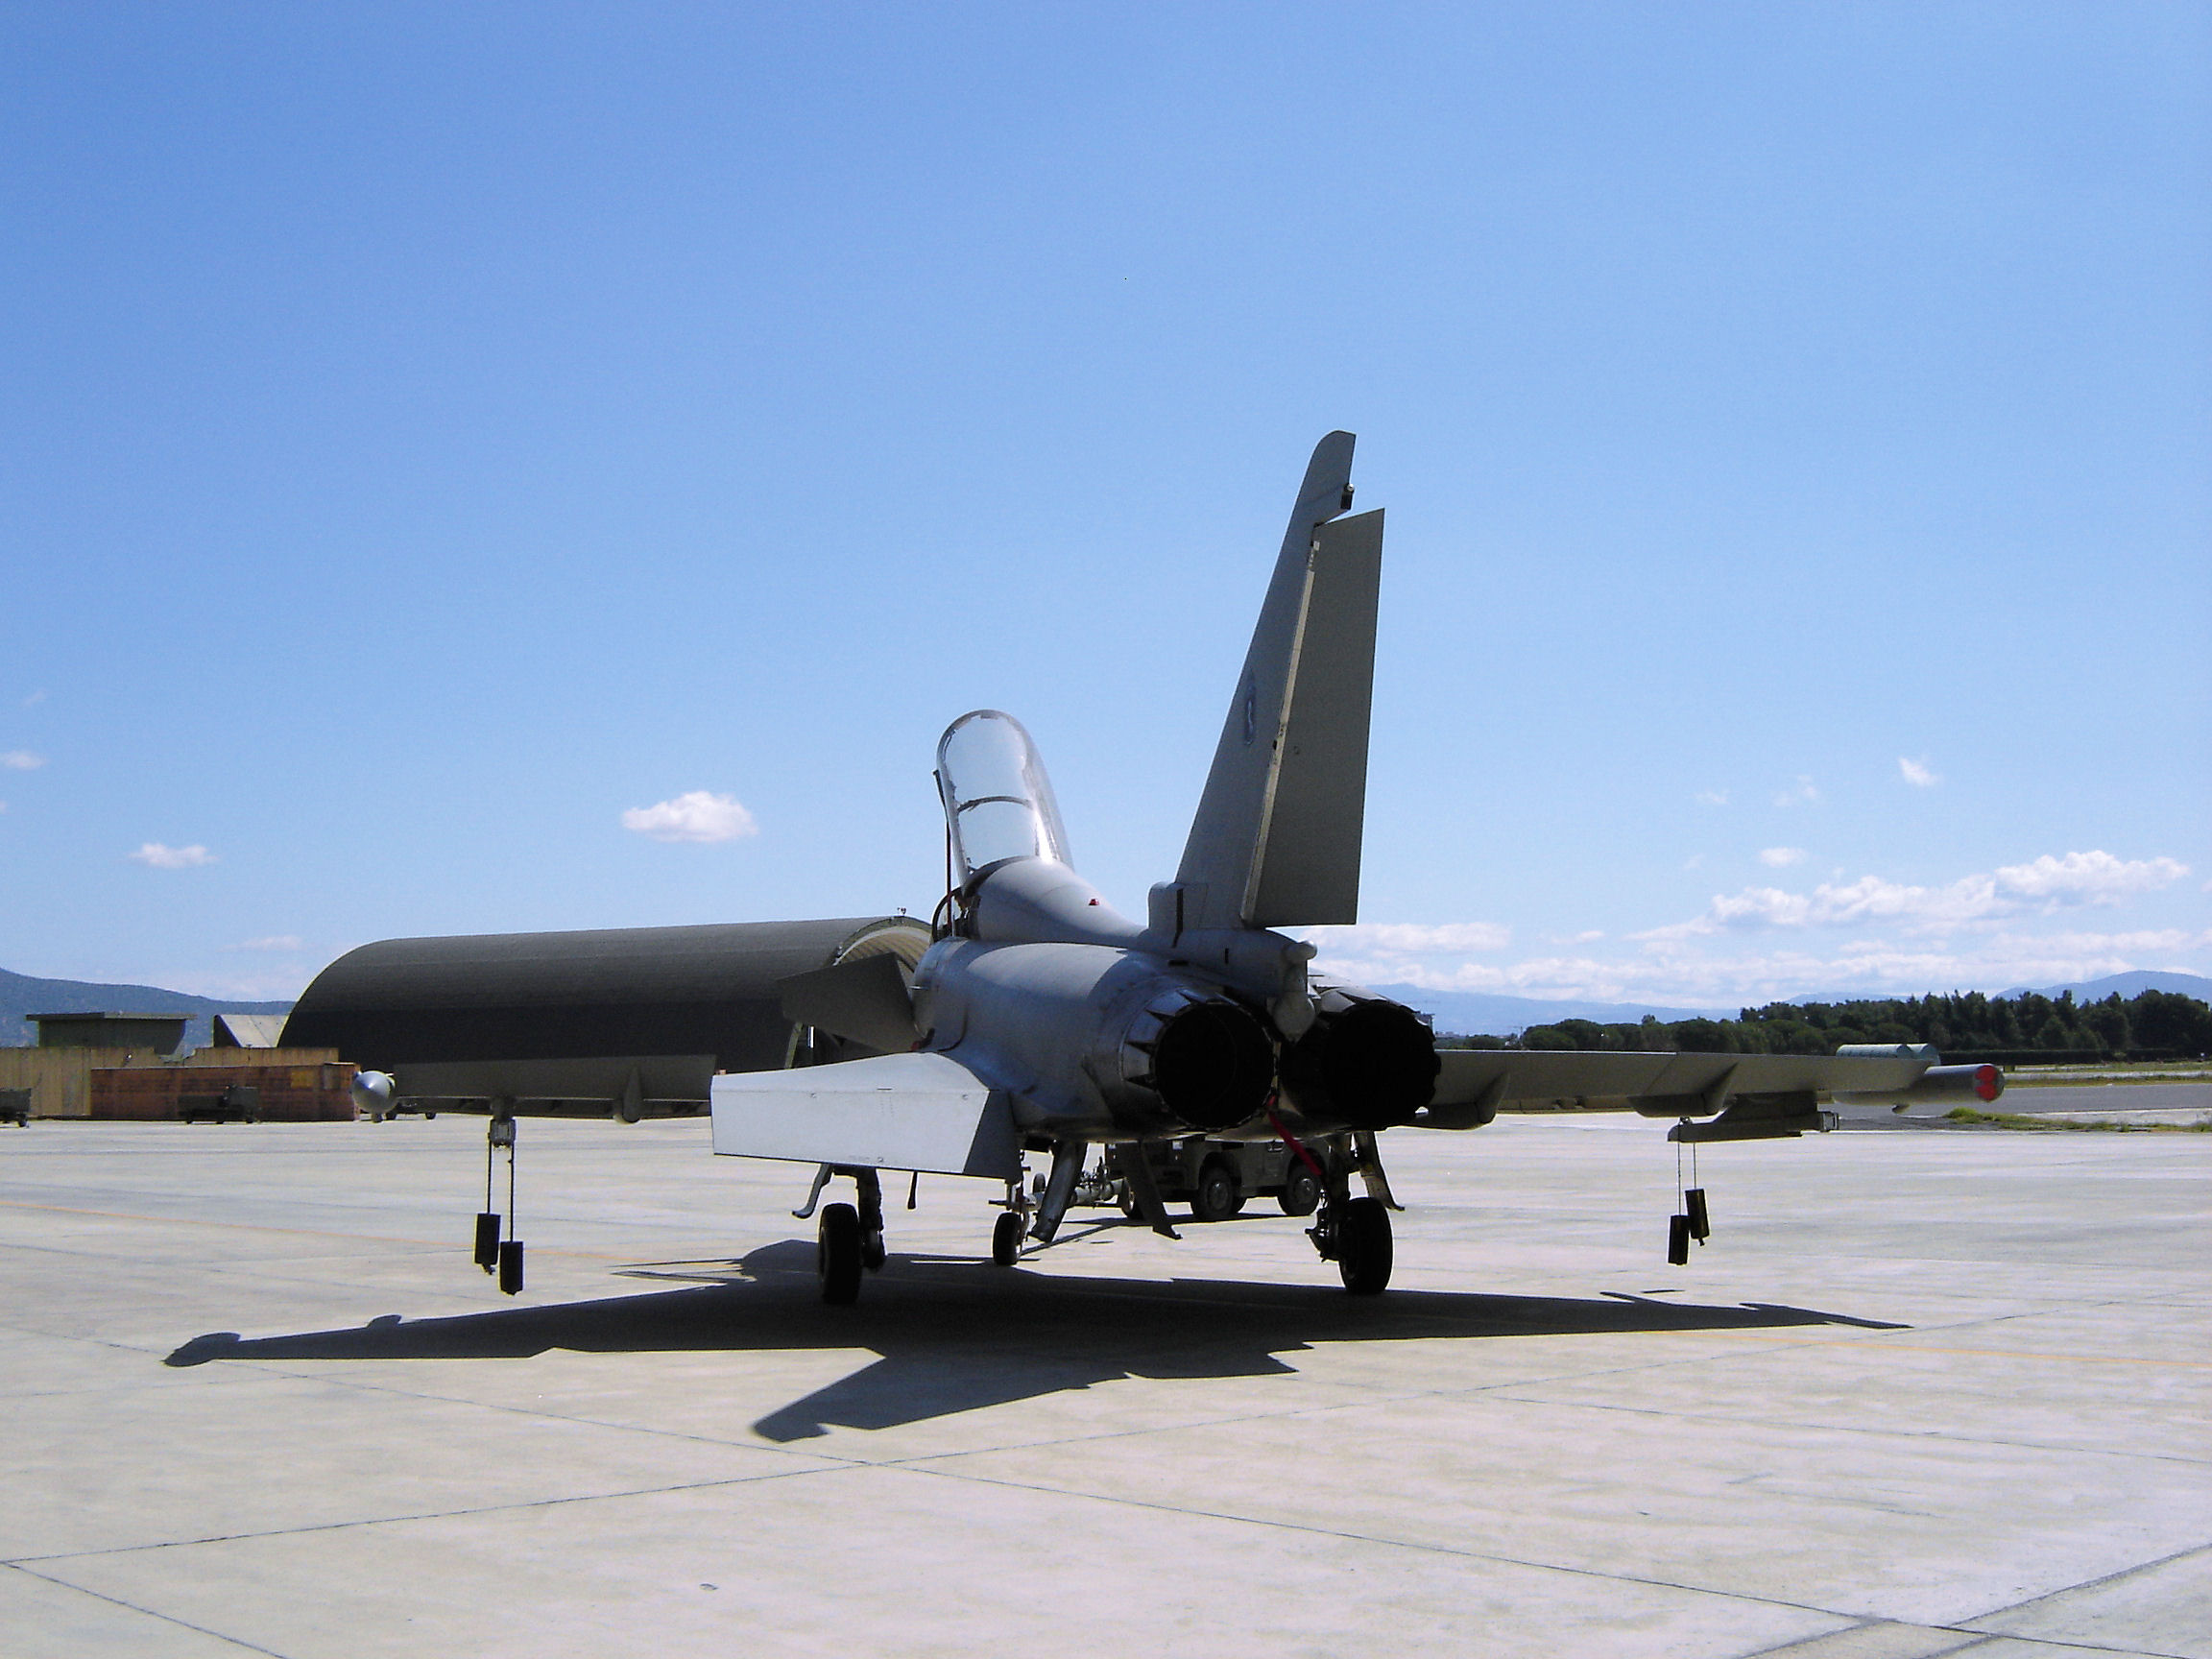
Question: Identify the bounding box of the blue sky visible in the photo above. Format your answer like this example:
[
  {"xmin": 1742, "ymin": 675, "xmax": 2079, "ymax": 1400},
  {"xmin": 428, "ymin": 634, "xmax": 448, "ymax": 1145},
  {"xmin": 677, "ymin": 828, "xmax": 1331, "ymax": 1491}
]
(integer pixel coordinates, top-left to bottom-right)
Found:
[{"xmin": 2, "ymin": 2, "xmax": 2206, "ymax": 1008}]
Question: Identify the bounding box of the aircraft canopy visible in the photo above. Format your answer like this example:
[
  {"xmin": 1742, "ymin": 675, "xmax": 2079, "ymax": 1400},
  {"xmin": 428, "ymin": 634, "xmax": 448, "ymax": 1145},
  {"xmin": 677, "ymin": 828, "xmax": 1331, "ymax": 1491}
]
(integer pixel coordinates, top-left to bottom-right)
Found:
[{"xmin": 936, "ymin": 709, "xmax": 1070, "ymax": 882}]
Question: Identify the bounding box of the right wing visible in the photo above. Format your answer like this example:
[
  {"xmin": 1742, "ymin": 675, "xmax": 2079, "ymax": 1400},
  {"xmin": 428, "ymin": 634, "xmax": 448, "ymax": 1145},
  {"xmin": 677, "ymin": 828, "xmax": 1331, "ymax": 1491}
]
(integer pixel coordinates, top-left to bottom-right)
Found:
[
  {"xmin": 1427, "ymin": 1048, "xmax": 2000, "ymax": 1138},
  {"xmin": 709, "ymin": 1049, "xmax": 1021, "ymax": 1180}
]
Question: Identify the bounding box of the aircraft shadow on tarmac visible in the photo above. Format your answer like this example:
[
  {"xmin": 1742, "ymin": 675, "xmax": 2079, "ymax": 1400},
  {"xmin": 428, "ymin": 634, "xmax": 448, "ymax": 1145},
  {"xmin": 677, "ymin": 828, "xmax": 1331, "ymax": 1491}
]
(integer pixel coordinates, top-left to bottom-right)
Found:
[{"xmin": 166, "ymin": 1236, "xmax": 1905, "ymax": 1442}]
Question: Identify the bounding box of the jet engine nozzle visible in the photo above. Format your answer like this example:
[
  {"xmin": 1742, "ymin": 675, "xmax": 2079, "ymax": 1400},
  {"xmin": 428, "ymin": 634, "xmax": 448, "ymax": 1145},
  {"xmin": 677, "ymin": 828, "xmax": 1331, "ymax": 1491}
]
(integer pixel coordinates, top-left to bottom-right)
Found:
[
  {"xmin": 351, "ymin": 1070, "xmax": 397, "ymax": 1119},
  {"xmin": 1278, "ymin": 992, "xmax": 1439, "ymax": 1129},
  {"xmin": 1114, "ymin": 989, "xmax": 1274, "ymax": 1134}
]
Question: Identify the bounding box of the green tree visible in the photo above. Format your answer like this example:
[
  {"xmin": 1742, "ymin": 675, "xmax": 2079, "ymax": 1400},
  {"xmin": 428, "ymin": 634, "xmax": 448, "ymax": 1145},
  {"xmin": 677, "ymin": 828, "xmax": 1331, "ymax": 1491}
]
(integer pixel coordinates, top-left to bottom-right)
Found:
[
  {"xmin": 2080, "ymin": 997, "xmax": 2130, "ymax": 1056},
  {"xmin": 1520, "ymin": 1024, "xmax": 1576, "ymax": 1050}
]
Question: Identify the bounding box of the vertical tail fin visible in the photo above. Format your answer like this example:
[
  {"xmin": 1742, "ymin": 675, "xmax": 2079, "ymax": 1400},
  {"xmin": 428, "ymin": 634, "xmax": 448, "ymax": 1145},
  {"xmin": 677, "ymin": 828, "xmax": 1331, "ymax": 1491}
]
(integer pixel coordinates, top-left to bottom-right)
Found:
[{"xmin": 1166, "ymin": 432, "xmax": 1382, "ymax": 932}]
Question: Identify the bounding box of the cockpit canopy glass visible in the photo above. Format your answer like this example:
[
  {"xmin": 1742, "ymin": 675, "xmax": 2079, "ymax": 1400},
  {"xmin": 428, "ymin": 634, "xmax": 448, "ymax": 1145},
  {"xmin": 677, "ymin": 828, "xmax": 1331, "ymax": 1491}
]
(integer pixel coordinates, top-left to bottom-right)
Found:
[{"xmin": 936, "ymin": 709, "xmax": 1071, "ymax": 882}]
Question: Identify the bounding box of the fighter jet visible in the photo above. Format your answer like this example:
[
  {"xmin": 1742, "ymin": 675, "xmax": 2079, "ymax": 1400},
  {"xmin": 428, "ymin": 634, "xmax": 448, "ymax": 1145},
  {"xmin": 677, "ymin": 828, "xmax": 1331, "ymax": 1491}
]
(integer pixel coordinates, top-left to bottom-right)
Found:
[{"xmin": 702, "ymin": 432, "xmax": 2003, "ymax": 1302}]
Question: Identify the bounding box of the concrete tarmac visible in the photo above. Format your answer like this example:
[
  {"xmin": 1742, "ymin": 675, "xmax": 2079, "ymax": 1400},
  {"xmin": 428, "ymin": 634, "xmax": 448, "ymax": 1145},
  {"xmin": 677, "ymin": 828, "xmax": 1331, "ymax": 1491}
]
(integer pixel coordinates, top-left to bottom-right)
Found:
[{"xmin": 2, "ymin": 1116, "xmax": 2205, "ymax": 1658}]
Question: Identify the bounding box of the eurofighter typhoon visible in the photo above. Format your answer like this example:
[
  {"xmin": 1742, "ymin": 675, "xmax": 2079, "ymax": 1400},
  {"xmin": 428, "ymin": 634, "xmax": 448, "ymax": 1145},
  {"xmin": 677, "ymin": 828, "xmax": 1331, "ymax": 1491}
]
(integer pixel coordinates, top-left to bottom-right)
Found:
[{"xmin": 294, "ymin": 434, "xmax": 2000, "ymax": 1301}]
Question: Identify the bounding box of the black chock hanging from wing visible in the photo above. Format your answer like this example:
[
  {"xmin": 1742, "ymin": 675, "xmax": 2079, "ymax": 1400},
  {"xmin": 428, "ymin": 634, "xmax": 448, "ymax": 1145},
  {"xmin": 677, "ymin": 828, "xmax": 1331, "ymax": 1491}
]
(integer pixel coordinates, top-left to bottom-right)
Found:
[
  {"xmin": 474, "ymin": 1116, "xmax": 507, "ymax": 1271},
  {"xmin": 1667, "ymin": 1214, "xmax": 1692, "ymax": 1266},
  {"xmin": 472, "ymin": 1211, "xmax": 501, "ymax": 1271},
  {"xmin": 486, "ymin": 1113, "xmax": 523, "ymax": 1294},
  {"xmin": 1685, "ymin": 1188, "xmax": 1710, "ymax": 1243}
]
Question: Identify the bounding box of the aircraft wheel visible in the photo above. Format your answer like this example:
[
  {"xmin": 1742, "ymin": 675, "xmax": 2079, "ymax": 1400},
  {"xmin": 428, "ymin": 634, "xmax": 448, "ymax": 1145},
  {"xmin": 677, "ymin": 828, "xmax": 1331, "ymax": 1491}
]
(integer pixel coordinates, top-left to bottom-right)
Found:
[
  {"xmin": 1279, "ymin": 1166, "xmax": 1321, "ymax": 1216},
  {"xmin": 1117, "ymin": 1184, "xmax": 1139, "ymax": 1220},
  {"xmin": 818, "ymin": 1203, "xmax": 863, "ymax": 1305},
  {"xmin": 1190, "ymin": 1158, "xmax": 1240, "ymax": 1223},
  {"xmin": 990, "ymin": 1210, "xmax": 1022, "ymax": 1266},
  {"xmin": 1336, "ymin": 1196, "xmax": 1393, "ymax": 1295}
]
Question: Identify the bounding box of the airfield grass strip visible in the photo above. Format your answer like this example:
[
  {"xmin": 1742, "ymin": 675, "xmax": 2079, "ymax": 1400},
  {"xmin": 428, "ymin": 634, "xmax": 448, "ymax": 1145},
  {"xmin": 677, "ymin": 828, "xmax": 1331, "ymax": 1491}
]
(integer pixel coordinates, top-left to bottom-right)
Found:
[{"xmin": 1944, "ymin": 1107, "xmax": 2212, "ymax": 1132}]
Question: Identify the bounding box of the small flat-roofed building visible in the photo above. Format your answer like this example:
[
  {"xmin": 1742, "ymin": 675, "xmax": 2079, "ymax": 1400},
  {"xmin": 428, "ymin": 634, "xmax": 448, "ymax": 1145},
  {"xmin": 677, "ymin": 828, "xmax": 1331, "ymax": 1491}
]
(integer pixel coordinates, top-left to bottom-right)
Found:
[{"xmin": 29, "ymin": 1012, "xmax": 189, "ymax": 1055}]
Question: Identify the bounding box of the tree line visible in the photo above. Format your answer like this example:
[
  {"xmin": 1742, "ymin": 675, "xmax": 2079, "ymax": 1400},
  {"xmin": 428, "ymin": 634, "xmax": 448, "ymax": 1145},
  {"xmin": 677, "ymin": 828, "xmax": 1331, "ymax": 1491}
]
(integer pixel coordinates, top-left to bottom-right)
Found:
[{"xmin": 1442, "ymin": 988, "xmax": 2212, "ymax": 1061}]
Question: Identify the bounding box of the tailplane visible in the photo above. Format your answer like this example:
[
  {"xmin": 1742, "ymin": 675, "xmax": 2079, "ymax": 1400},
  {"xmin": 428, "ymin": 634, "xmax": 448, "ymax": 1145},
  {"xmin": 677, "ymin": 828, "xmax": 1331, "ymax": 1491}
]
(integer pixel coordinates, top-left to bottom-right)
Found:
[{"xmin": 1161, "ymin": 432, "xmax": 1382, "ymax": 934}]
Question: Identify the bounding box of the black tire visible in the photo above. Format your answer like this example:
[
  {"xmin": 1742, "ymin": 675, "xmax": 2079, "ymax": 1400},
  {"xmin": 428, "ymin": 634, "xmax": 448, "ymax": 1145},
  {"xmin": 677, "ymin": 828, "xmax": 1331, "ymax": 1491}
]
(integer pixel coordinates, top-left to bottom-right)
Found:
[
  {"xmin": 991, "ymin": 1210, "xmax": 1023, "ymax": 1266},
  {"xmin": 818, "ymin": 1202, "xmax": 863, "ymax": 1305},
  {"xmin": 1279, "ymin": 1165, "xmax": 1321, "ymax": 1217},
  {"xmin": 1336, "ymin": 1196, "xmax": 1393, "ymax": 1295},
  {"xmin": 1117, "ymin": 1184, "xmax": 1139, "ymax": 1220},
  {"xmin": 1190, "ymin": 1158, "xmax": 1240, "ymax": 1224}
]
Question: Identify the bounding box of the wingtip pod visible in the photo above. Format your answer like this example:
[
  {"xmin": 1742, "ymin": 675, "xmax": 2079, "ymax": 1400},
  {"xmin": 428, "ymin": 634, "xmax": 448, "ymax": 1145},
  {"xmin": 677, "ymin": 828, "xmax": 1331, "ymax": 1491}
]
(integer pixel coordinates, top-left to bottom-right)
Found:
[
  {"xmin": 1170, "ymin": 432, "xmax": 1382, "ymax": 933},
  {"xmin": 1832, "ymin": 1062, "xmax": 2005, "ymax": 1109}
]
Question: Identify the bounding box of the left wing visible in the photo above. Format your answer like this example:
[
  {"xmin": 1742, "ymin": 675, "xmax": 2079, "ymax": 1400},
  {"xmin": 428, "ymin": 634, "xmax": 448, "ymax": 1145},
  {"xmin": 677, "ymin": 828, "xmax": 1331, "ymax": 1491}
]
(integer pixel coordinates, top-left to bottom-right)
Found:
[
  {"xmin": 709, "ymin": 1049, "xmax": 1021, "ymax": 1179},
  {"xmin": 1425, "ymin": 1048, "xmax": 2000, "ymax": 1140}
]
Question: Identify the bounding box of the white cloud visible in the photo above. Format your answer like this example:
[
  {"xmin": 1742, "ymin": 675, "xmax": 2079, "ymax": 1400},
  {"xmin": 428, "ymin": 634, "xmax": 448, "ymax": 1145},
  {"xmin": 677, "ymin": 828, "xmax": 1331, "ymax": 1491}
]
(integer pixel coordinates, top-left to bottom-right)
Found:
[
  {"xmin": 234, "ymin": 935, "xmax": 304, "ymax": 951},
  {"xmin": 1773, "ymin": 776, "xmax": 1820, "ymax": 807},
  {"xmin": 1758, "ymin": 847, "xmax": 1807, "ymax": 868},
  {"xmin": 1695, "ymin": 789, "xmax": 1728, "ymax": 807},
  {"xmin": 1992, "ymin": 850, "xmax": 2185, "ymax": 903},
  {"xmin": 1898, "ymin": 756, "xmax": 1939, "ymax": 787},
  {"xmin": 21, "ymin": 689, "xmax": 46, "ymax": 708},
  {"xmin": 621, "ymin": 790, "xmax": 758, "ymax": 844},
  {"xmin": 129, "ymin": 842, "xmax": 215, "ymax": 868},
  {"xmin": 1343, "ymin": 926, "xmax": 2212, "ymax": 1007},
  {"xmin": 1643, "ymin": 850, "xmax": 2190, "ymax": 941},
  {"xmin": 1304, "ymin": 922, "xmax": 1512, "ymax": 958},
  {"xmin": 2, "ymin": 750, "xmax": 45, "ymax": 770}
]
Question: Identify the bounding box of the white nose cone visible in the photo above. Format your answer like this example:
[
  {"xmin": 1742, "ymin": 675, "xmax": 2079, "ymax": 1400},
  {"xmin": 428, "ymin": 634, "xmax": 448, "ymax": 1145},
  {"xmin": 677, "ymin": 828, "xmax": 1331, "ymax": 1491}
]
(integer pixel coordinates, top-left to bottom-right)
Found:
[{"xmin": 351, "ymin": 1070, "xmax": 397, "ymax": 1119}]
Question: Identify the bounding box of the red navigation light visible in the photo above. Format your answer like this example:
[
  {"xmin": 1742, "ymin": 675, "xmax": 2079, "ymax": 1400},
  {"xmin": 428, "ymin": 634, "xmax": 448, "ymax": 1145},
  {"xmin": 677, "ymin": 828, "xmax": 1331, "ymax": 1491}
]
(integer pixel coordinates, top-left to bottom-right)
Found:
[{"xmin": 1974, "ymin": 1064, "xmax": 2001, "ymax": 1102}]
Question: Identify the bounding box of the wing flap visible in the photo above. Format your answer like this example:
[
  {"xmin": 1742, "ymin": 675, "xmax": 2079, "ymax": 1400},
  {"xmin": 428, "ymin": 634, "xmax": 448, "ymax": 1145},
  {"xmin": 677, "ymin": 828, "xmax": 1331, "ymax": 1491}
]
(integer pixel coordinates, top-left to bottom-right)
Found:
[{"xmin": 709, "ymin": 1050, "xmax": 1020, "ymax": 1180}]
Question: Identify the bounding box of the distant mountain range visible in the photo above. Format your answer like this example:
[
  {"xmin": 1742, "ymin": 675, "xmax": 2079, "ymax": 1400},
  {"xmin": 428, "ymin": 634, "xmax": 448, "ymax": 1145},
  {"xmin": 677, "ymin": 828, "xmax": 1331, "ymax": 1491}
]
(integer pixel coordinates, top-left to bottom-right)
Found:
[
  {"xmin": 5, "ymin": 964, "xmax": 2206, "ymax": 1049},
  {"xmin": 0, "ymin": 968, "xmax": 292, "ymax": 1050},
  {"xmin": 1999, "ymin": 970, "xmax": 2212, "ymax": 1003}
]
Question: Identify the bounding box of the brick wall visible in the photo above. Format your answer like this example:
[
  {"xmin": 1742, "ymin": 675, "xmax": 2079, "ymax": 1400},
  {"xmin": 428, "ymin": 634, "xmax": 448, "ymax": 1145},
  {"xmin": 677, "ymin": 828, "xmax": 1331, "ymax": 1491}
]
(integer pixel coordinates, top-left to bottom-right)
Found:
[{"xmin": 89, "ymin": 1061, "xmax": 358, "ymax": 1122}]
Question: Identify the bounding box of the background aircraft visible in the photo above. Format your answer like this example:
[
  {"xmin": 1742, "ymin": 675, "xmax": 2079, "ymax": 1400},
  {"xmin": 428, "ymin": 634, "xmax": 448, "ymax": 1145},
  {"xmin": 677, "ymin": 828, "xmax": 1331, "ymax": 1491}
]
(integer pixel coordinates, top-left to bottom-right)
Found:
[{"xmin": 293, "ymin": 434, "xmax": 1998, "ymax": 1300}]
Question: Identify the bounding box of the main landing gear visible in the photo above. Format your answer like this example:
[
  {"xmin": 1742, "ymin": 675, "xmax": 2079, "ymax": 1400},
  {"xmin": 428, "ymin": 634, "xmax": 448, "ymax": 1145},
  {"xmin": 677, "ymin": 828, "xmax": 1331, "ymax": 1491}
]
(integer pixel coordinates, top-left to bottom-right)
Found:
[
  {"xmin": 1310, "ymin": 1195, "xmax": 1393, "ymax": 1294},
  {"xmin": 797, "ymin": 1165, "xmax": 888, "ymax": 1305},
  {"xmin": 1302, "ymin": 1130, "xmax": 1401, "ymax": 1295}
]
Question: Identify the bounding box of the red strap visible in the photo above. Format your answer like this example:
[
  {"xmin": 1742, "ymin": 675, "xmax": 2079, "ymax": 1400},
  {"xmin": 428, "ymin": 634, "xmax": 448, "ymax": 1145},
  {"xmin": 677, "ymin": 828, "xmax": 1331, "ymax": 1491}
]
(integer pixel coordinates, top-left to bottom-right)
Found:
[{"xmin": 1266, "ymin": 1104, "xmax": 1328, "ymax": 1182}]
